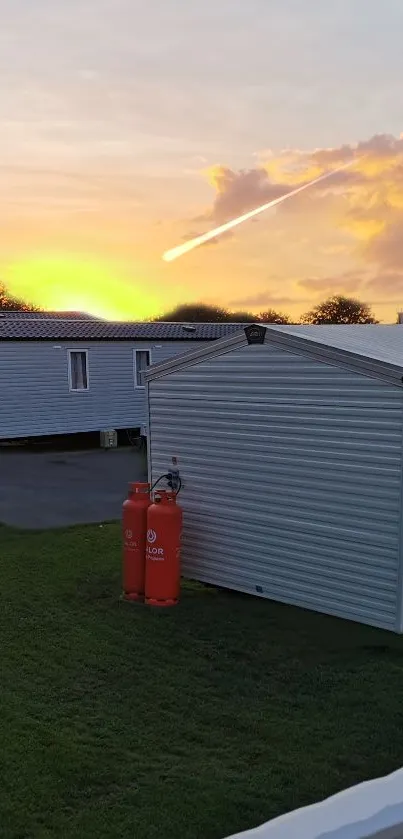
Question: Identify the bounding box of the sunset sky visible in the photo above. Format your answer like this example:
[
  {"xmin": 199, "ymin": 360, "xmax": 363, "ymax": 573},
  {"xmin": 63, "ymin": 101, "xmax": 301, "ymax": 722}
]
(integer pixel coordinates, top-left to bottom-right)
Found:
[{"xmin": 2, "ymin": 0, "xmax": 403, "ymax": 321}]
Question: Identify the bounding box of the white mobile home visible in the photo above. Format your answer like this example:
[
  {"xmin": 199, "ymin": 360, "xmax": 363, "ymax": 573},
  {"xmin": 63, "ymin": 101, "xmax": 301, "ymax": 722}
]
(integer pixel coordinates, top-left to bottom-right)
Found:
[
  {"xmin": 0, "ymin": 315, "xmax": 242, "ymax": 440},
  {"xmin": 146, "ymin": 323, "xmax": 403, "ymax": 633}
]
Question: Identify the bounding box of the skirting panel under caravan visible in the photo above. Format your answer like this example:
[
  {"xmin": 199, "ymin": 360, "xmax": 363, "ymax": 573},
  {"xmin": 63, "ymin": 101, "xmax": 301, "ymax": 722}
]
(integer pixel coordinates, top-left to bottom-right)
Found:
[{"xmin": 146, "ymin": 337, "xmax": 403, "ymax": 633}]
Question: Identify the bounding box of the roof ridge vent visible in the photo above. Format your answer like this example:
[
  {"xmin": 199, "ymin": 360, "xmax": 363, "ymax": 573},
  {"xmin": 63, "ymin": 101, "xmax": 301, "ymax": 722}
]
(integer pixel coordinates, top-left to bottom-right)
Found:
[{"xmin": 244, "ymin": 323, "xmax": 266, "ymax": 344}]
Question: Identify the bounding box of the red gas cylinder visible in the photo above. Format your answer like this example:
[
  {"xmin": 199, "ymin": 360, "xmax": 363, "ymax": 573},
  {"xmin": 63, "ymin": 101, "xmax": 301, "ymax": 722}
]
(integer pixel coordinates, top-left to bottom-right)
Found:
[
  {"xmin": 122, "ymin": 482, "xmax": 151, "ymax": 601},
  {"xmin": 145, "ymin": 490, "xmax": 183, "ymax": 607}
]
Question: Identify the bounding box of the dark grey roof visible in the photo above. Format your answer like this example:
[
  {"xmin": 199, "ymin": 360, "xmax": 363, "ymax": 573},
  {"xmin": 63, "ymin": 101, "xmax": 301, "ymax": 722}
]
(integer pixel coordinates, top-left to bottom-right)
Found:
[
  {"xmin": 0, "ymin": 318, "xmax": 247, "ymax": 342},
  {"xmin": 0, "ymin": 310, "xmax": 100, "ymax": 319}
]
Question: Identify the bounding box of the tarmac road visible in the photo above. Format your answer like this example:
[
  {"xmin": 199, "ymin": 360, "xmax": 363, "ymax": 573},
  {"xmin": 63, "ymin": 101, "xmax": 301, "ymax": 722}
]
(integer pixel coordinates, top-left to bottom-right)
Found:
[{"xmin": 0, "ymin": 448, "xmax": 148, "ymax": 529}]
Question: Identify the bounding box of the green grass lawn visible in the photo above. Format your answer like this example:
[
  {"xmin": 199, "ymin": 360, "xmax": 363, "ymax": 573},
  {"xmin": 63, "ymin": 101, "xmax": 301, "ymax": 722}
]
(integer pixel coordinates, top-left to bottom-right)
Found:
[{"xmin": 1, "ymin": 523, "xmax": 403, "ymax": 839}]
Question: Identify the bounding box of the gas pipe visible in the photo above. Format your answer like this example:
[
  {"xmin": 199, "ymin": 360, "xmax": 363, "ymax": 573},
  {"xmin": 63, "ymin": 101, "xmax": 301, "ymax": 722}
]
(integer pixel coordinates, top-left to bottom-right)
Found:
[
  {"xmin": 145, "ymin": 490, "xmax": 183, "ymax": 607},
  {"xmin": 122, "ymin": 481, "xmax": 151, "ymax": 601}
]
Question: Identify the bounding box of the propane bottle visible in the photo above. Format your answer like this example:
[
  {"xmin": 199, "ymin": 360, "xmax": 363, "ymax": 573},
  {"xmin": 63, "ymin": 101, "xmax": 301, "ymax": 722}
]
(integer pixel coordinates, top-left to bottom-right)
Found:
[
  {"xmin": 145, "ymin": 490, "xmax": 183, "ymax": 607},
  {"xmin": 122, "ymin": 482, "xmax": 151, "ymax": 601}
]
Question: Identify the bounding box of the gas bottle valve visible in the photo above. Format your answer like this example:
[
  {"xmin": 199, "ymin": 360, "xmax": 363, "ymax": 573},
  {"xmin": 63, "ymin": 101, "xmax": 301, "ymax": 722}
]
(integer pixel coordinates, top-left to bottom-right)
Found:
[{"xmin": 167, "ymin": 456, "xmax": 181, "ymax": 492}]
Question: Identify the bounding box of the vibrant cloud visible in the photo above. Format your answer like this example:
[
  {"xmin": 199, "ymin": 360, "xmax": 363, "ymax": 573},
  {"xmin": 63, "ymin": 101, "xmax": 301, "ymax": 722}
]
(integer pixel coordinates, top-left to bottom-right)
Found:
[
  {"xmin": 205, "ymin": 134, "xmax": 403, "ymax": 228},
  {"xmin": 193, "ymin": 133, "xmax": 403, "ymax": 318},
  {"xmin": 205, "ymin": 165, "xmax": 286, "ymax": 223},
  {"xmin": 297, "ymin": 272, "xmax": 365, "ymax": 294}
]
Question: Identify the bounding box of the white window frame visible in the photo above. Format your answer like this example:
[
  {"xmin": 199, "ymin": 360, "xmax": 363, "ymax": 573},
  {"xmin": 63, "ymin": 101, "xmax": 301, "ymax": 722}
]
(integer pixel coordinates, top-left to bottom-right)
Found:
[
  {"xmin": 67, "ymin": 349, "xmax": 89, "ymax": 392},
  {"xmin": 133, "ymin": 348, "xmax": 152, "ymax": 389}
]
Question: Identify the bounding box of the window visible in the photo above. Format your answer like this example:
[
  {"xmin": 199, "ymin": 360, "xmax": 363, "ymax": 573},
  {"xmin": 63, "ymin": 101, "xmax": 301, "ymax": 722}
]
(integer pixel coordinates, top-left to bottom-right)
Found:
[
  {"xmin": 68, "ymin": 350, "xmax": 89, "ymax": 391},
  {"xmin": 134, "ymin": 349, "xmax": 151, "ymax": 387}
]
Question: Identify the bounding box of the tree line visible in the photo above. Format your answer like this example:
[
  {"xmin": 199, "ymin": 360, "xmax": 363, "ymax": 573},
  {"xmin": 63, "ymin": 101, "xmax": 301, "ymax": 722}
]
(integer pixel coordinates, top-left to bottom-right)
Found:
[
  {"xmin": 0, "ymin": 281, "xmax": 381, "ymax": 324},
  {"xmin": 153, "ymin": 296, "xmax": 379, "ymax": 325}
]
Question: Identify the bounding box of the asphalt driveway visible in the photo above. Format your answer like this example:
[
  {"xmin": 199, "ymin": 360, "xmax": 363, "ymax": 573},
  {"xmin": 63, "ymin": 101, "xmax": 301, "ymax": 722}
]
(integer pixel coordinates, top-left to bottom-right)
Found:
[{"xmin": 0, "ymin": 448, "xmax": 148, "ymax": 529}]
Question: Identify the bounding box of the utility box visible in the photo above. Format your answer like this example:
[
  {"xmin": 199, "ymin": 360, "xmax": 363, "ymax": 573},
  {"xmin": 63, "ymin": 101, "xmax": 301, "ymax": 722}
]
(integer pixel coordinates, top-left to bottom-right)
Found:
[{"xmin": 100, "ymin": 429, "xmax": 118, "ymax": 449}]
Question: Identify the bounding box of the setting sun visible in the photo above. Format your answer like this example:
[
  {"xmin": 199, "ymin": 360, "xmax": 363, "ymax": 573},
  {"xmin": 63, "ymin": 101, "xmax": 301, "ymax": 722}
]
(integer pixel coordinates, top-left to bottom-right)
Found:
[{"xmin": 3, "ymin": 256, "xmax": 160, "ymax": 320}]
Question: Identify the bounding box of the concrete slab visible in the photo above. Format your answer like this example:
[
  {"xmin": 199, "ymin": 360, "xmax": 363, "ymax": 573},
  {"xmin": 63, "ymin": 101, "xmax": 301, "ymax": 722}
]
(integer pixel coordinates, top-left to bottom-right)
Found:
[{"xmin": 0, "ymin": 448, "xmax": 148, "ymax": 529}]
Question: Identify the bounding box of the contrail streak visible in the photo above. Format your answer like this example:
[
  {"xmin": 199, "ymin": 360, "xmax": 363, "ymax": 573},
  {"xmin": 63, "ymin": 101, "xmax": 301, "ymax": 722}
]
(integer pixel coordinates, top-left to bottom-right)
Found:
[{"xmin": 162, "ymin": 159, "xmax": 355, "ymax": 262}]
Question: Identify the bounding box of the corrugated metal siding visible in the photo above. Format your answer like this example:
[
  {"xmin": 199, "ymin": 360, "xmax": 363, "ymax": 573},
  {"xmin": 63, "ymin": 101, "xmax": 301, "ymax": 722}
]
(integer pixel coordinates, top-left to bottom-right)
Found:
[
  {"xmin": 0, "ymin": 340, "xmax": 205, "ymax": 438},
  {"xmin": 148, "ymin": 343, "xmax": 403, "ymax": 632}
]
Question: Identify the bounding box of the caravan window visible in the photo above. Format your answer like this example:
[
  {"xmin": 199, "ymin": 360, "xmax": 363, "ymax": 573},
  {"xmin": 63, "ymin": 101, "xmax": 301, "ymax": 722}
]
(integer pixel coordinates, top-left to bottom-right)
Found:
[
  {"xmin": 134, "ymin": 350, "xmax": 151, "ymax": 387},
  {"xmin": 68, "ymin": 350, "xmax": 89, "ymax": 391}
]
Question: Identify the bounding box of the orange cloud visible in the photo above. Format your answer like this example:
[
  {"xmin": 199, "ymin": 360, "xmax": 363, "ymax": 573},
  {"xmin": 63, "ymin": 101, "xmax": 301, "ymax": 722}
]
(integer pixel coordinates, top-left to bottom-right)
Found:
[
  {"xmin": 202, "ymin": 132, "xmax": 403, "ymax": 282},
  {"xmin": 298, "ymin": 272, "xmax": 365, "ymax": 295},
  {"xmin": 203, "ymin": 164, "xmax": 286, "ymax": 223},
  {"xmin": 229, "ymin": 292, "xmax": 303, "ymax": 308},
  {"xmin": 365, "ymin": 220, "xmax": 403, "ymax": 270},
  {"xmin": 365, "ymin": 272, "xmax": 403, "ymax": 295},
  {"xmin": 342, "ymin": 216, "xmax": 386, "ymax": 240}
]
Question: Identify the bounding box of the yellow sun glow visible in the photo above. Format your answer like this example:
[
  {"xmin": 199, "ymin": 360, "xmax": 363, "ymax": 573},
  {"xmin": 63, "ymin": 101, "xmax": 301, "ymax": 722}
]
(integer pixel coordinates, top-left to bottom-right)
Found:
[{"xmin": 3, "ymin": 256, "xmax": 160, "ymax": 320}]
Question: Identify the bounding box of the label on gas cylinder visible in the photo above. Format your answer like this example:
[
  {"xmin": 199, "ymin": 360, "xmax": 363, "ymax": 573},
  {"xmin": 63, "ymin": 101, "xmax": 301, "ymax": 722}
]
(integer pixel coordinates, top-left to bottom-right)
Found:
[
  {"xmin": 124, "ymin": 528, "xmax": 138, "ymax": 549},
  {"xmin": 146, "ymin": 529, "xmax": 164, "ymax": 560},
  {"xmin": 146, "ymin": 545, "xmax": 164, "ymax": 561}
]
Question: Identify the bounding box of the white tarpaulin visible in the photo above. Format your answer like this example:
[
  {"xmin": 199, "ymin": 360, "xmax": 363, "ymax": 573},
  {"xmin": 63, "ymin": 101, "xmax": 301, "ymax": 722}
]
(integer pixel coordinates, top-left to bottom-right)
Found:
[{"xmin": 224, "ymin": 768, "xmax": 403, "ymax": 839}]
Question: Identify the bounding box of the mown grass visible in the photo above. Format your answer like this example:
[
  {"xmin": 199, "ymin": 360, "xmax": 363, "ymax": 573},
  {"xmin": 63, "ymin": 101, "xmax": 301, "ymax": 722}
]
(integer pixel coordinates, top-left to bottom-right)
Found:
[{"xmin": 1, "ymin": 521, "xmax": 403, "ymax": 839}]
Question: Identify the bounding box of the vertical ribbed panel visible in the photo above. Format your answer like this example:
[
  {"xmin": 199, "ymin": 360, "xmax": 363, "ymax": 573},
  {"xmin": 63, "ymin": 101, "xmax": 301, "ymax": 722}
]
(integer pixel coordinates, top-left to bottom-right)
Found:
[{"xmin": 148, "ymin": 343, "xmax": 403, "ymax": 631}]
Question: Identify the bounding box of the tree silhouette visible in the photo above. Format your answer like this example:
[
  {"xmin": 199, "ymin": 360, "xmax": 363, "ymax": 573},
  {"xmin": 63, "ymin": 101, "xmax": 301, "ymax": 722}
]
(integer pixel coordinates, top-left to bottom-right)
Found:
[
  {"xmin": 154, "ymin": 302, "xmax": 292, "ymax": 324},
  {"xmin": 154, "ymin": 303, "xmax": 233, "ymax": 322},
  {"xmin": 257, "ymin": 309, "xmax": 291, "ymax": 324},
  {"xmin": 154, "ymin": 295, "xmax": 382, "ymax": 326},
  {"xmin": 0, "ymin": 283, "xmax": 40, "ymax": 312},
  {"xmin": 228, "ymin": 310, "xmax": 257, "ymax": 322},
  {"xmin": 301, "ymin": 295, "xmax": 378, "ymax": 325}
]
